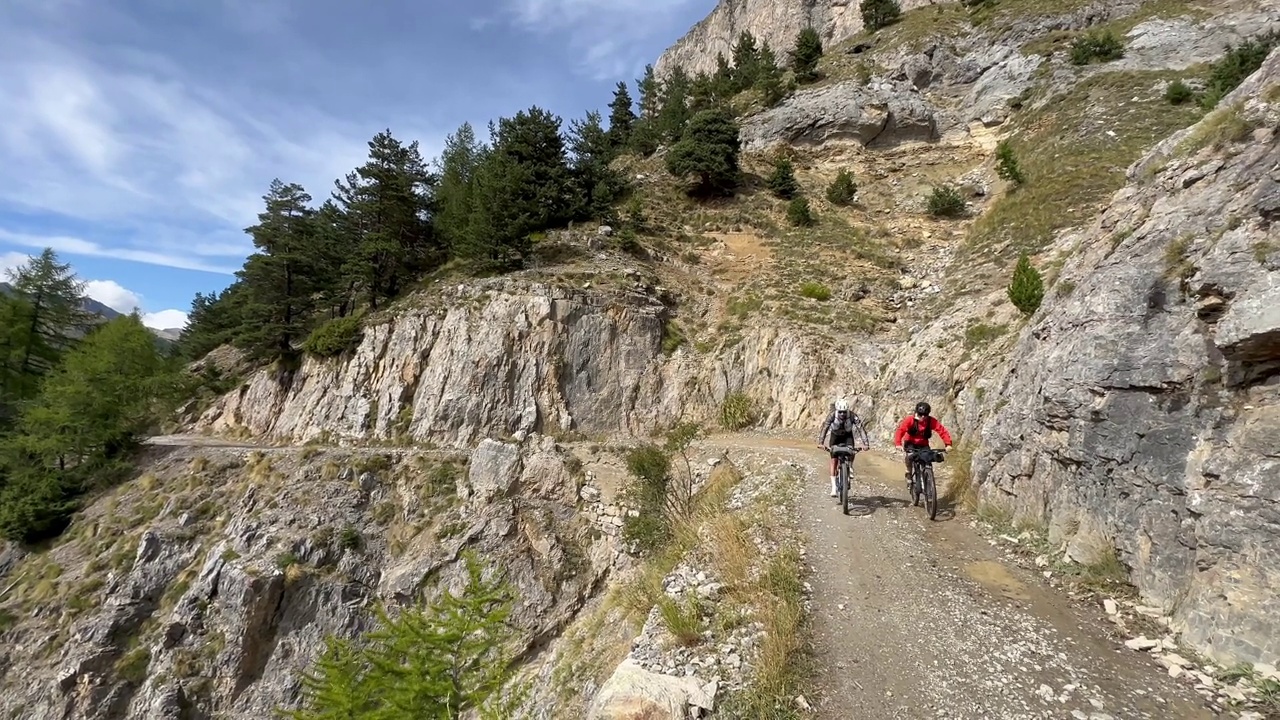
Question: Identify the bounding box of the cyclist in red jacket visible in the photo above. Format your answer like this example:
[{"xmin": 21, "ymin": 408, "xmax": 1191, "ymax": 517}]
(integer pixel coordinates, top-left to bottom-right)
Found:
[{"xmin": 893, "ymin": 401, "xmax": 953, "ymax": 485}]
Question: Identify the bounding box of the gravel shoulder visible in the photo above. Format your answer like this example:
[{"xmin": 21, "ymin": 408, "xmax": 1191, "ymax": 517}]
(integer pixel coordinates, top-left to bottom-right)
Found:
[{"xmin": 708, "ymin": 433, "xmax": 1216, "ymax": 720}]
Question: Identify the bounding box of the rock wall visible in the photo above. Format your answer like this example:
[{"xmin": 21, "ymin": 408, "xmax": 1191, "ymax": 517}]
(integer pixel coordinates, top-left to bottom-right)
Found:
[
  {"xmin": 970, "ymin": 49, "xmax": 1280, "ymax": 665},
  {"xmin": 654, "ymin": 0, "xmax": 950, "ymax": 78},
  {"xmin": 0, "ymin": 437, "xmax": 613, "ymax": 719},
  {"xmin": 197, "ymin": 282, "xmax": 883, "ymax": 448}
]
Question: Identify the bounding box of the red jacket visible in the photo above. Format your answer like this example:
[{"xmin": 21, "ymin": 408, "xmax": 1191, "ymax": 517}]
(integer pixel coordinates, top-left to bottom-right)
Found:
[{"xmin": 893, "ymin": 414, "xmax": 952, "ymax": 447}]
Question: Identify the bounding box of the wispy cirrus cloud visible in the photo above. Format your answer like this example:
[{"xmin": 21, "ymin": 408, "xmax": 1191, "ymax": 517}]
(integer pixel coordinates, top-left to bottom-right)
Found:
[{"xmin": 495, "ymin": 0, "xmax": 708, "ymax": 80}]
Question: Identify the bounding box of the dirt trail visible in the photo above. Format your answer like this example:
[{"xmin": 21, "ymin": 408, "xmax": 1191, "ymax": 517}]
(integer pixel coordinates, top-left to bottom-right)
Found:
[{"xmin": 706, "ymin": 432, "xmax": 1216, "ymax": 720}]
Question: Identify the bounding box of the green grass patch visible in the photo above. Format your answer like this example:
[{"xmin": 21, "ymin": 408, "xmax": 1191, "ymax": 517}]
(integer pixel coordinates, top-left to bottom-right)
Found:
[
  {"xmin": 961, "ymin": 70, "xmax": 1208, "ymax": 278},
  {"xmin": 1175, "ymin": 102, "xmax": 1256, "ymax": 156},
  {"xmin": 799, "ymin": 282, "xmax": 831, "ymax": 301}
]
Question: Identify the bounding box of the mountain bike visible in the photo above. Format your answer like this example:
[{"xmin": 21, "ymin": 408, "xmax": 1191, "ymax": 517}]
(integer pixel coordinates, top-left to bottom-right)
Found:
[
  {"xmin": 907, "ymin": 447, "xmax": 946, "ymax": 521},
  {"xmin": 829, "ymin": 444, "xmax": 858, "ymax": 515}
]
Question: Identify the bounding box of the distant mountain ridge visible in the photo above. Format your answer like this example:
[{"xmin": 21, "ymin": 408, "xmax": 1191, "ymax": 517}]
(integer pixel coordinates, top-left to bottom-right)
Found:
[{"xmin": 0, "ymin": 281, "xmax": 182, "ymax": 344}]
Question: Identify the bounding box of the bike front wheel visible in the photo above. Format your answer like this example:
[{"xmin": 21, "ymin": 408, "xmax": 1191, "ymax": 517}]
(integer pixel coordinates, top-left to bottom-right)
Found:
[
  {"xmin": 839, "ymin": 460, "xmax": 850, "ymax": 515},
  {"xmin": 924, "ymin": 465, "xmax": 938, "ymax": 520}
]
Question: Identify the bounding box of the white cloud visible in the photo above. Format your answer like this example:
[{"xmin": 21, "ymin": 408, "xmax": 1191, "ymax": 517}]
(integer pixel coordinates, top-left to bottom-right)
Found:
[
  {"xmin": 1, "ymin": 251, "xmax": 30, "ymax": 277},
  {"xmin": 0, "ymin": 18, "xmax": 412, "ymax": 273},
  {"xmin": 142, "ymin": 309, "xmax": 188, "ymax": 330},
  {"xmin": 0, "ymin": 229, "xmax": 240, "ymax": 274},
  {"xmin": 84, "ymin": 279, "xmax": 141, "ymax": 313},
  {"xmin": 501, "ymin": 0, "xmax": 704, "ymax": 80}
]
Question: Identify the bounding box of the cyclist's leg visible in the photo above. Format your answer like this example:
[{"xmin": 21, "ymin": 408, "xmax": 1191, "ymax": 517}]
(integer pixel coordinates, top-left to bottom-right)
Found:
[{"xmin": 828, "ymin": 449, "xmax": 838, "ymax": 497}]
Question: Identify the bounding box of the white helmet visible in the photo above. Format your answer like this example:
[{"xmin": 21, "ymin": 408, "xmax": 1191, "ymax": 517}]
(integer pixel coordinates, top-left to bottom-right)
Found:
[{"xmin": 834, "ymin": 398, "xmax": 850, "ymax": 413}]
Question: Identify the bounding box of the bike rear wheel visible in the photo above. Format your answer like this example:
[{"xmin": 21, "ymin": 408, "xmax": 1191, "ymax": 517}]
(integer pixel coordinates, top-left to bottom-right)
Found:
[
  {"xmin": 839, "ymin": 459, "xmax": 850, "ymax": 515},
  {"xmin": 924, "ymin": 465, "xmax": 938, "ymax": 520}
]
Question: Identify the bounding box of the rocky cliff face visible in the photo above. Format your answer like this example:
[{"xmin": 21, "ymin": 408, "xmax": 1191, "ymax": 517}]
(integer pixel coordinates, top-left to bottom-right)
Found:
[
  {"xmin": 0, "ymin": 438, "xmax": 615, "ymax": 719},
  {"xmin": 969, "ymin": 50, "xmax": 1280, "ymax": 665},
  {"xmin": 654, "ymin": 0, "xmax": 947, "ymax": 78},
  {"xmin": 196, "ymin": 279, "xmax": 882, "ymax": 448}
]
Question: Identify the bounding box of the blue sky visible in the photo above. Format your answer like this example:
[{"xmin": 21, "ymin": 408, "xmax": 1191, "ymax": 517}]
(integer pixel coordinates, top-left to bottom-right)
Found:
[{"xmin": 0, "ymin": 0, "xmax": 711, "ymax": 329}]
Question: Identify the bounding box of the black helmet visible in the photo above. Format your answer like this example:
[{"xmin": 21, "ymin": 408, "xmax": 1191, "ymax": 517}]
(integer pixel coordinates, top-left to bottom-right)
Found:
[{"xmin": 915, "ymin": 401, "xmax": 931, "ymax": 416}]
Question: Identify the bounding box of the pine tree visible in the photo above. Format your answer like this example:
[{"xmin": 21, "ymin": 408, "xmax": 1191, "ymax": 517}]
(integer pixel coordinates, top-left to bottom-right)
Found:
[
  {"xmin": 630, "ymin": 65, "xmax": 663, "ymax": 156},
  {"xmin": 861, "ymin": 0, "xmax": 901, "ymax": 31},
  {"xmin": 331, "ymin": 130, "xmax": 436, "ymax": 308},
  {"xmin": 606, "ymin": 82, "xmax": 637, "ymax": 150},
  {"xmin": 433, "ymin": 123, "xmax": 487, "ymax": 259},
  {"xmin": 568, "ymin": 110, "xmax": 624, "ymax": 221},
  {"xmin": 286, "ymin": 552, "xmax": 519, "ymax": 719},
  {"xmin": 791, "ymin": 27, "xmax": 824, "ymax": 82},
  {"xmin": 757, "ymin": 44, "xmax": 786, "ymax": 106},
  {"xmin": 236, "ymin": 179, "xmax": 319, "ymax": 361},
  {"xmin": 826, "ymin": 169, "xmax": 858, "ymax": 205},
  {"xmin": 730, "ymin": 31, "xmax": 763, "ymax": 92},
  {"xmin": 787, "ymin": 196, "xmax": 816, "ymax": 226},
  {"xmin": 1, "ymin": 314, "xmax": 171, "ymax": 542},
  {"xmin": 466, "ymin": 108, "xmax": 575, "ymax": 266},
  {"xmin": 665, "ymin": 108, "xmax": 741, "ymax": 196},
  {"xmin": 995, "ymin": 139, "xmax": 1026, "ymax": 186},
  {"xmin": 768, "ymin": 157, "xmax": 800, "ymax": 199},
  {"xmin": 177, "ymin": 283, "xmax": 247, "ymax": 359},
  {"xmin": 656, "ymin": 66, "xmax": 693, "ymax": 143},
  {"xmin": 1007, "ymin": 252, "xmax": 1045, "ymax": 315},
  {"xmin": 2, "ymin": 249, "xmax": 93, "ymax": 401}
]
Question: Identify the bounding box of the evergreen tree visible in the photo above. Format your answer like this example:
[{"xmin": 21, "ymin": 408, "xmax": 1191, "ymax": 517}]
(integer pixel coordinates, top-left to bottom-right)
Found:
[
  {"xmin": 286, "ymin": 552, "xmax": 520, "ymax": 720},
  {"xmin": 730, "ymin": 31, "xmax": 763, "ymax": 92},
  {"xmin": 787, "ymin": 196, "xmax": 816, "ymax": 226},
  {"xmin": 1, "ymin": 315, "xmax": 172, "ymax": 542},
  {"xmin": 1008, "ymin": 252, "xmax": 1045, "ymax": 315},
  {"xmin": 664, "ymin": 108, "xmax": 741, "ymax": 196},
  {"xmin": 861, "ymin": 0, "xmax": 901, "ymax": 31},
  {"xmin": 309, "ymin": 200, "xmax": 358, "ymax": 319},
  {"xmin": 433, "ymin": 123, "xmax": 487, "ymax": 259},
  {"xmin": 825, "ymin": 169, "xmax": 858, "ymax": 205},
  {"xmin": 331, "ymin": 130, "xmax": 436, "ymax": 308},
  {"xmin": 1, "ymin": 249, "xmax": 93, "ymax": 404},
  {"xmin": 757, "ymin": 44, "xmax": 787, "ymax": 106},
  {"xmin": 236, "ymin": 179, "xmax": 319, "ymax": 360},
  {"xmin": 995, "ymin": 139, "xmax": 1026, "ymax": 185},
  {"xmin": 568, "ymin": 110, "xmax": 624, "ymax": 221},
  {"xmin": 606, "ymin": 82, "xmax": 637, "ymax": 150},
  {"xmin": 466, "ymin": 108, "xmax": 575, "ymax": 265},
  {"xmin": 656, "ymin": 66, "xmax": 693, "ymax": 143},
  {"xmin": 177, "ymin": 283, "xmax": 247, "ymax": 359},
  {"xmin": 791, "ymin": 27, "xmax": 824, "ymax": 82},
  {"xmin": 768, "ymin": 157, "xmax": 800, "ymax": 199},
  {"xmin": 630, "ymin": 65, "xmax": 663, "ymax": 156}
]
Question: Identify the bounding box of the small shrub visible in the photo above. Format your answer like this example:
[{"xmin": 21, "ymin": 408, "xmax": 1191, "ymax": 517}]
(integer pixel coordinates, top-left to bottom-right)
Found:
[
  {"xmin": 995, "ymin": 140, "xmax": 1025, "ymax": 185},
  {"xmin": 799, "ymin": 282, "xmax": 831, "ymax": 301},
  {"xmin": 790, "ymin": 27, "xmax": 824, "ymax": 83},
  {"xmin": 786, "ymin": 196, "xmax": 816, "ymax": 226},
  {"xmin": 339, "ymin": 524, "xmax": 363, "ymax": 552},
  {"xmin": 825, "ymin": 169, "xmax": 857, "ymax": 205},
  {"xmin": 1200, "ymin": 32, "xmax": 1280, "ymax": 109},
  {"xmin": 1007, "ymin": 253, "xmax": 1045, "ymax": 316},
  {"xmin": 963, "ymin": 323, "xmax": 1007, "ymax": 350},
  {"xmin": 720, "ymin": 393, "xmax": 757, "ymax": 430},
  {"xmin": 303, "ymin": 315, "xmax": 364, "ymax": 358},
  {"xmin": 860, "ymin": 0, "xmax": 901, "ymax": 32},
  {"xmin": 1165, "ymin": 79, "xmax": 1194, "ymax": 105},
  {"xmin": 1070, "ymin": 30, "xmax": 1125, "ymax": 65},
  {"xmin": 926, "ymin": 186, "xmax": 966, "ymax": 217},
  {"xmin": 1163, "ymin": 235, "xmax": 1196, "ymax": 281},
  {"xmin": 658, "ymin": 596, "xmax": 705, "ymax": 646},
  {"xmin": 116, "ymin": 647, "xmax": 151, "ymax": 685},
  {"xmin": 767, "ymin": 157, "xmax": 799, "ymax": 199},
  {"xmin": 661, "ymin": 321, "xmax": 686, "ymax": 355}
]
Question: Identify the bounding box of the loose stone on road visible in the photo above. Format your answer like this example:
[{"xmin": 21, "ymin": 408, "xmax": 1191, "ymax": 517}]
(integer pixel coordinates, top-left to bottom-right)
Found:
[{"xmin": 710, "ymin": 434, "xmax": 1216, "ymax": 720}]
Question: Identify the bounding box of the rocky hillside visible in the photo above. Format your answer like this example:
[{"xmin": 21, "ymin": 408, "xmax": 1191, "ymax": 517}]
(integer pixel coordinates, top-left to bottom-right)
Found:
[
  {"xmin": 971, "ymin": 46, "xmax": 1280, "ymax": 665},
  {"xmin": 654, "ymin": 0, "xmax": 944, "ymax": 77},
  {"xmin": 5, "ymin": 0, "xmax": 1280, "ymax": 716}
]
